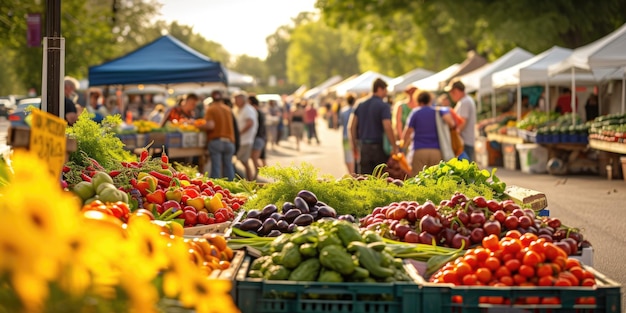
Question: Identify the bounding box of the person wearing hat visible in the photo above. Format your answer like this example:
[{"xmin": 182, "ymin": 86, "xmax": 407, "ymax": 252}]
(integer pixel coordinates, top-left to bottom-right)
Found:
[
  {"xmin": 349, "ymin": 78, "xmax": 398, "ymax": 175},
  {"xmin": 445, "ymin": 79, "xmax": 476, "ymax": 162}
]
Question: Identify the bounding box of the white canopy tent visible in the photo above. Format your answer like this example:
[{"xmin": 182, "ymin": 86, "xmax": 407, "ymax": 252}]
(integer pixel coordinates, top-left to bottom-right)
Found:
[
  {"xmin": 387, "ymin": 68, "xmax": 434, "ymax": 93},
  {"xmin": 459, "ymin": 47, "xmax": 534, "ymax": 94},
  {"xmin": 332, "ymin": 71, "xmax": 393, "ymax": 96},
  {"xmin": 456, "ymin": 47, "xmax": 534, "ymax": 117},
  {"xmin": 492, "ymin": 46, "xmax": 597, "ymax": 120},
  {"xmin": 225, "ymin": 69, "xmax": 256, "ymax": 87},
  {"xmin": 548, "ymin": 23, "xmax": 626, "ymax": 116},
  {"xmin": 411, "ymin": 64, "xmax": 460, "ymax": 91},
  {"xmin": 303, "ymin": 75, "xmax": 343, "ymax": 99}
]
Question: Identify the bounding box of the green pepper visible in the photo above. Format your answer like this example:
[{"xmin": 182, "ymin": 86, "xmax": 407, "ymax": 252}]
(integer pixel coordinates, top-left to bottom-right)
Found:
[
  {"xmin": 319, "ymin": 245, "xmax": 355, "ymax": 275},
  {"xmin": 299, "ymin": 243, "xmax": 318, "ymax": 257},
  {"xmin": 347, "ymin": 241, "xmax": 393, "ymax": 278},
  {"xmin": 264, "ymin": 265, "xmax": 291, "ymax": 280}
]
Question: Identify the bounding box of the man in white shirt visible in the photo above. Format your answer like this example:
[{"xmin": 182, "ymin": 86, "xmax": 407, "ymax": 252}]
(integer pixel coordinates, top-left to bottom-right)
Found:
[
  {"xmin": 233, "ymin": 92, "xmax": 258, "ymax": 180},
  {"xmin": 445, "ymin": 79, "xmax": 476, "ymax": 161}
]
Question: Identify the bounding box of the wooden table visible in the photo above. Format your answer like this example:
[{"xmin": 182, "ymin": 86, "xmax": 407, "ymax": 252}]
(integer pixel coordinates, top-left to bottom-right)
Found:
[
  {"xmin": 589, "ymin": 139, "xmax": 626, "ymax": 154},
  {"xmin": 538, "ymin": 142, "xmax": 589, "ymax": 160}
]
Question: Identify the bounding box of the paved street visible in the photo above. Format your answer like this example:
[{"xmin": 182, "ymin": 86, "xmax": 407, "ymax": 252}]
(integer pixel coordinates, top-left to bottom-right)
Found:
[{"xmin": 265, "ymin": 121, "xmax": 626, "ymax": 308}]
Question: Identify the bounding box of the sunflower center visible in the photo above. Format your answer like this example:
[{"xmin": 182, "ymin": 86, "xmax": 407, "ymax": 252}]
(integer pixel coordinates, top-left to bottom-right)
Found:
[
  {"xmin": 30, "ymin": 212, "xmax": 45, "ymax": 228},
  {"xmin": 194, "ymin": 282, "xmax": 207, "ymax": 295},
  {"xmin": 2, "ymin": 242, "xmax": 18, "ymax": 254},
  {"xmin": 146, "ymin": 240, "xmax": 154, "ymax": 256}
]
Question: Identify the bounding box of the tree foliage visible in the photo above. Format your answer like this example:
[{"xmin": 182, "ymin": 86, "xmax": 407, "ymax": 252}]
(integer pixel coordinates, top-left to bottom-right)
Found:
[
  {"xmin": 315, "ymin": 0, "xmax": 626, "ymax": 71},
  {"xmin": 286, "ymin": 18, "xmax": 360, "ymax": 88}
]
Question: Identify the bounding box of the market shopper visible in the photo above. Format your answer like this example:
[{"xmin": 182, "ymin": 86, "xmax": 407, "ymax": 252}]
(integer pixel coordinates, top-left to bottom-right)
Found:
[
  {"xmin": 233, "ymin": 92, "xmax": 258, "ymax": 181},
  {"xmin": 289, "ymin": 102, "xmax": 306, "ymax": 151},
  {"xmin": 63, "ymin": 77, "xmax": 79, "ymax": 126},
  {"xmin": 249, "ymin": 95, "xmax": 267, "ymax": 179},
  {"xmin": 402, "ymin": 91, "xmax": 456, "ymax": 176},
  {"xmin": 555, "ymin": 88, "xmax": 579, "ymax": 115},
  {"xmin": 161, "ymin": 93, "xmax": 199, "ymax": 127},
  {"xmin": 265, "ymin": 100, "xmax": 281, "ymax": 149},
  {"xmin": 393, "ymin": 86, "xmax": 419, "ymax": 140},
  {"xmin": 339, "ymin": 94, "xmax": 357, "ymax": 173},
  {"xmin": 349, "ymin": 78, "xmax": 398, "ymax": 175},
  {"xmin": 201, "ymin": 90, "xmax": 236, "ymax": 180},
  {"xmin": 445, "ymin": 79, "xmax": 477, "ymax": 162},
  {"xmin": 86, "ymin": 88, "xmax": 109, "ymax": 123},
  {"xmin": 304, "ymin": 101, "xmax": 321, "ymax": 145}
]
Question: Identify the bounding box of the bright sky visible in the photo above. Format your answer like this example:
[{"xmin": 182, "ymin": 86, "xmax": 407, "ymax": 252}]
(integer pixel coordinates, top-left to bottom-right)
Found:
[{"xmin": 157, "ymin": 0, "xmax": 317, "ymax": 60}]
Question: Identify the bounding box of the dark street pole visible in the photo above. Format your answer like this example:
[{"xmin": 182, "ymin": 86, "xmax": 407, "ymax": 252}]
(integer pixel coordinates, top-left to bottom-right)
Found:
[{"xmin": 44, "ymin": 0, "xmax": 62, "ymax": 118}]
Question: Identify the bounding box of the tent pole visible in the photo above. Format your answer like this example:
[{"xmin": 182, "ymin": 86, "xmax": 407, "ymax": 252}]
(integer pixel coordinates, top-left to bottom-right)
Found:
[
  {"xmin": 543, "ymin": 78, "xmax": 550, "ymax": 113},
  {"xmin": 622, "ymin": 67, "xmax": 626, "ymax": 114},
  {"xmin": 571, "ymin": 67, "xmax": 576, "ymax": 125},
  {"xmin": 516, "ymin": 83, "xmax": 522, "ymax": 121},
  {"xmin": 491, "ymin": 90, "xmax": 496, "ymax": 118}
]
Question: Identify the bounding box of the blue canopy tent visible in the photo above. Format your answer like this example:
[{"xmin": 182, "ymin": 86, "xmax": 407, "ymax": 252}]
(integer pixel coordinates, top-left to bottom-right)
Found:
[{"xmin": 88, "ymin": 35, "xmax": 227, "ymax": 86}]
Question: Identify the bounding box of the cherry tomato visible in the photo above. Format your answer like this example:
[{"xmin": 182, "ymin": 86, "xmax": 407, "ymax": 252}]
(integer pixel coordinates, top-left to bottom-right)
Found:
[
  {"xmin": 484, "ymin": 257, "xmax": 501, "ymax": 271},
  {"xmin": 475, "ymin": 268, "xmax": 492, "ymax": 284}
]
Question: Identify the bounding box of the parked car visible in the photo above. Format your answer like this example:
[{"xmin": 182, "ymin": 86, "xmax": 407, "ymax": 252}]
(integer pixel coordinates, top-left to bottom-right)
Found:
[
  {"xmin": 0, "ymin": 99, "xmax": 16, "ymax": 117},
  {"xmin": 8, "ymin": 97, "xmax": 41, "ymax": 126}
]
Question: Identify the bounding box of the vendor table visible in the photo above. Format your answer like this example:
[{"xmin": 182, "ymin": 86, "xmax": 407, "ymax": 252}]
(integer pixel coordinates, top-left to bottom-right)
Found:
[
  {"xmin": 538, "ymin": 142, "xmax": 589, "ymax": 160},
  {"xmin": 589, "ymin": 139, "xmax": 626, "ymax": 154},
  {"xmin": 486, "ymin": 133, "xmax": 525, "ymax": 145}
]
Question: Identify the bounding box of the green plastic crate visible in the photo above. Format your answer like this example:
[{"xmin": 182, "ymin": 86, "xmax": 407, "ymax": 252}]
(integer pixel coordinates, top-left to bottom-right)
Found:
[
  {"xmin": 415, "ymin": 266, "xmax": 621, "ymax": 313},
  {"xmin": 235, "ymin": 256, "xmax": 420, "ymax": 313}
]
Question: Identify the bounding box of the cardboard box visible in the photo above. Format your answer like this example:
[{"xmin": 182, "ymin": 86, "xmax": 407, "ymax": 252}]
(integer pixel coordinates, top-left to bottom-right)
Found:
[
  {"xmin": 504, "ymin": 185, "xmax": 548, "ymax": 211},
  {"xmin": 181, "ymin": 132, "xmax": 199, "ymax": 148}
]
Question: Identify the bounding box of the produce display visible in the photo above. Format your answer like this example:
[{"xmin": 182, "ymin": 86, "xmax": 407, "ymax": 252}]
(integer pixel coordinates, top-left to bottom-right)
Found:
[
  {"xmin": 234, "ymin": 190, "xmax": 353, "ymax": 237},
  {"xmin": 588, "ymin": 113, "xmax": 626, "ymax": 143},
  {"xmin": 429, "ymin": 233, "xmax": 598, "ymax": 305},
  {"xmin": 358, "ymin": 192, "xmax": 588, "ymax": 257},
  {"xmin": 0, "ymin": 151, "xmax": 238, "ymax": 313},
  {"xmin": 245, "ymin": 220, "xmax": 412, "ymax": 283},
  {"xmin": 3, "ymin": 107, "xmax": 618, "ymax": 313},
  {"xmin": 245, "ymin": 161, "xmax": 499, "ymax": 218}
]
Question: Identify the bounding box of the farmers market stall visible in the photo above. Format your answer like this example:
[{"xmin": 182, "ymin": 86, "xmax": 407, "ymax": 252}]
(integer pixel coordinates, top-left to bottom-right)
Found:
[{"xmin": 1, "ymin": 105, "xmax": 623, "ymax": 313}]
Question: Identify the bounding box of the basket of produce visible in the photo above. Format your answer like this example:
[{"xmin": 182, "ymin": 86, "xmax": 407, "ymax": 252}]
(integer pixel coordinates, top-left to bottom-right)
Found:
[
  {"xmin": 408, "ymin": 233, "xmax": 621, "ymax": 313},
  {"xmin": 231, "ymin": 220, "xmax": 422, "ymax": 313}
]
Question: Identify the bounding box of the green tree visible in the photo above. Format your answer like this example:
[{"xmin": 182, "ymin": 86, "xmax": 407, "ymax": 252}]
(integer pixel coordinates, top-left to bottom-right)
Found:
[
  {"xmin": 286, "ymin": 19, "xmax": 360, "ymax": 88},
  {"xmin": 0, "ymin": 0, "xmax": 163, "ymax": 93},
  {"xmin": 315, "ymin": 0, "xmax": 626, "ymax": 70},
  {"xmin": 231, "ymin": 55, "xmax": 267, "ymax": 85}
]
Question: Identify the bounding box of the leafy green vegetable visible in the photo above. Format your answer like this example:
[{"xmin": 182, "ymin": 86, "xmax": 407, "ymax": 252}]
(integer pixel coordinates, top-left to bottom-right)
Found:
[
  {"xmin": 409, "ymin": 158, "xmax": 506, "ymax": 196},
  {"xmin": 66, "ymin": 112, "xmax": 136, "ymax": 170},
  {"xmin": 244, "ymin": 162, "xmax": 498, "ymax": 217}
]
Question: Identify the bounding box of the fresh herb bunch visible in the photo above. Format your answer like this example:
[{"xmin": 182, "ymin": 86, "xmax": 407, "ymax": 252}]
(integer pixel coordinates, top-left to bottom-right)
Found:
[
  {"xmin": 244, "ymin": 163, "xmax": 497, "ymax": 218},
  {"xmin": 66, "ymin": 112, "xmax": 136, "ymax": 170},
  {"xmin": 408, "ymin": 158, "xmax": 506, "ymax": 197}
]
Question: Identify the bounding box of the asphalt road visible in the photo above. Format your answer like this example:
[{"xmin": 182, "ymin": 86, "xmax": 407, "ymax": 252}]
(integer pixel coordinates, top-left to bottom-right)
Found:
[{"xmin": 265, "ymin": 122, "xmax": 625, "ymax": 310}]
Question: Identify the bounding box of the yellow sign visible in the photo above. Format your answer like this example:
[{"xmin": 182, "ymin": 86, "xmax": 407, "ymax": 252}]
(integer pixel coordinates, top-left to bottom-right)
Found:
[{"xmin": 29, "ymin": 109, "xmax": 67, "ymax": 178}]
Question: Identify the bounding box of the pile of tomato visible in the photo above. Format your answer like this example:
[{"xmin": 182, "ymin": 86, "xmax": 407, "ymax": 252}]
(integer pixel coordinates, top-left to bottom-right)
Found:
[{"xmin": 430, "ymin": 231, "xmax": 597, "ymax": 305}]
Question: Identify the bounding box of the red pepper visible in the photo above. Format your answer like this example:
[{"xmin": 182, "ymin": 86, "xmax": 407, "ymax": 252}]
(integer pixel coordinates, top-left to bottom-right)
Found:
[
  {"xmin": 161, "ymin": 152, "xmax": 169, "ymax": 164},
  {"xmin": 109, "ymin": 170, "xmax": 122, "ymax": 178},
  {"xmin": 149, "ymin": 171, "xmax": 172, "ymax": 184},
  {"xmin": 146, "ymin": 189, "xmax": 166, "ymax": 205},
  {"xmin": 80, "ymin": 173, "xmax": 92, "ymax": 182},
  {"xmin": 140, "ymin": 150, "xmax": 149, "ymax": 163},
  {"xmin": 130, "ymin": 178, "xmax": 139, "ymax": 189},
  {"xmin": 87, "ymin": 157, "xmax": 105, "ymax": 170},
  {"xmin": 157, "ymin": 179, "xmax": 170, "ymax": 188},
  {"xmin": 62, "ymin": 165, "xmax": 71, "ymax": 173},
  {"xmin": 85, "ymin": 166, "xmax": 95, "ymax": 172}
]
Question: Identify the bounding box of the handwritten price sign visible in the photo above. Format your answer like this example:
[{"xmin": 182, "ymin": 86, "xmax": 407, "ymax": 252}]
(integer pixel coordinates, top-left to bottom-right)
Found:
[{"xmin": 29, "ymin": 109, "xmax": 67, "ymax": 178}]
